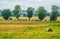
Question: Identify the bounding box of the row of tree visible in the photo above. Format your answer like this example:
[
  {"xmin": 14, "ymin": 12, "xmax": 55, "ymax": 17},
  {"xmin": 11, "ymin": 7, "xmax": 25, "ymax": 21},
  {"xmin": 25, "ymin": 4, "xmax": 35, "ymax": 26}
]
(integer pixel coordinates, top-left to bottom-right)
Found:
[{"xmin": 1, "ymin": 5, "xmax": 60, "ymax": 21}]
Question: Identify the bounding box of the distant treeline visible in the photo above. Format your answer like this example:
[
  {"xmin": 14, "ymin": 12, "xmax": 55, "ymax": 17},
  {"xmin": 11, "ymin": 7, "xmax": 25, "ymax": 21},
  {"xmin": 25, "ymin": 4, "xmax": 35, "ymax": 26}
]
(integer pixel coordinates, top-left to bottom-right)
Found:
[
  {"xmin": 0, "ymin": 5, "xmax": 60, "ymax": 21},
  {"xmin": 0, "ymin": 10, "xmax": 60, "ymax": 16}
]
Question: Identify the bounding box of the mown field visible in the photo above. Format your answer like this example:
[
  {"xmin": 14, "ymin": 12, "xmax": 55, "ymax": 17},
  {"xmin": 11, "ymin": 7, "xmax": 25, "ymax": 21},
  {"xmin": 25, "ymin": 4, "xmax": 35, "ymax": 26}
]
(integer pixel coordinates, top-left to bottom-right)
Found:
[
  {"xmin": 0, "ymin": 16, "xmax": 60, "ymax": 21},
  {"xmin": 0, "ymin": 21, "xmax": 60, "ymax": 39}
]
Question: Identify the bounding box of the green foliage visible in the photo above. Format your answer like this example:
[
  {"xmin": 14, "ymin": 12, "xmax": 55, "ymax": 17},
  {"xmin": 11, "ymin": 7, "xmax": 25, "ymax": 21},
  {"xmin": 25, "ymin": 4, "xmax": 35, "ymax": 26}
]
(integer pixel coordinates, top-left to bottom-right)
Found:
[
  {"xmin": 50, "ymin": 5, "xmax": 59, "ymax": 21},
  {"xmin": 13, "ymin": 5, "xmax": 21, "ymax": 20},
  {"xmin": 26, "ymin": 7, "xmax": 34, "ymax": 21},
  {"xmin": 37, "ymin": 7, "xmax": 46, "ymax": 20},
  {"xmin": 2, "ymin": 9, "xmax": 11, "ymax": 20},
  {"xmin": 13, "ymin": 10, "xmax": 20, "ymax": 19},
  {"xmin": 50, "ymin": 11, "xmax": 58, "ymax": 21},
  {"xmin": 23, "ymin": 14, "xmax": 27, "ymax": 17},
  {"xmin": 52, "ymin": 5, "xmax": 59, "ymax": 11},
  {"xmin": 15, "ymin": 5, "xmax": 21, "ymax": 11}
]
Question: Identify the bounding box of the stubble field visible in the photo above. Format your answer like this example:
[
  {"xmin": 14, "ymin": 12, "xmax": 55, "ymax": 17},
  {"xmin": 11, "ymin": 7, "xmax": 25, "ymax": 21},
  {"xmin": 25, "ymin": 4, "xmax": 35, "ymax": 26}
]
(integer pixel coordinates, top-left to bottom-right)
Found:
[{"xmin": 0, "ymin": 17, "xmax": 60, "ymax": 39}]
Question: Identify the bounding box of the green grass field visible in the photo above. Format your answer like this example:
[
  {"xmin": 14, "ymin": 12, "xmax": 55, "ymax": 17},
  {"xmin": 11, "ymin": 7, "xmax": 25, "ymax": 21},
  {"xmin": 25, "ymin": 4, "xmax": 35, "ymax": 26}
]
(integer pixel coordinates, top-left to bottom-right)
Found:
[
  {"xmin": 0, "ymin": 21, "xmax": 60, "ymax": 39},
  {"xmin": 0, "ymin": 16, "xmax": 60, "ymax": 39}
]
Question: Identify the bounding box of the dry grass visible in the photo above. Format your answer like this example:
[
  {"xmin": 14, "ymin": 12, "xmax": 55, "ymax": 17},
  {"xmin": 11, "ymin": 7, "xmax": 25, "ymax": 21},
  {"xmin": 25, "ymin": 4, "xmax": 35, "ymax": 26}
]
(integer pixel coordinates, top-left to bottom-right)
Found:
[
  {"xmin": 0, "ymin": 23, "xmax": 60, "ymax": 39},
  {"xmin": 18, "ymin": 17, "xmax": 60, "ymax": 21},
  {"xmin": 0, "ymin": 21, "xmax": 50, "ymax": 31},
  {"xmin": 0, "ymin": 20, "xmax": 59, "ymax": 39},
  {"xmin": 0, "ymin": 16, "xmax": 60, "ymax": 21},
  {"xmin": 0, "ymin": 17, "xmax": 60, "ymax": 39}
]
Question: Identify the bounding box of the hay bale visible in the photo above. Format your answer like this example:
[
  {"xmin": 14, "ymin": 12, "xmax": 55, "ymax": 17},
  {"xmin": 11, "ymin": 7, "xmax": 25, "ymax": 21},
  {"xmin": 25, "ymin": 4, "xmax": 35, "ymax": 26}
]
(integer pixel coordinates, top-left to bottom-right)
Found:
[
  {"xmin": 46, "ymin": 28, "xmax": 53, "ymax": 32},
  {"xmin": 9, "ymin": 18, "xmax": 12, "ymax": 20},
  {"xmin": 45, "ymin": 20, "xmax": 47, "ymax": 21}
]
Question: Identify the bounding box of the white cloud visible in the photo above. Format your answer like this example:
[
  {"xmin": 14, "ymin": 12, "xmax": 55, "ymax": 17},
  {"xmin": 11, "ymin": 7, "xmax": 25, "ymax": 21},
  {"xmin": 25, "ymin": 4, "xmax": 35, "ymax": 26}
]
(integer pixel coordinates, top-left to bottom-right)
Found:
[{"xmin": 0, "ymin": 0, "xmax": 60, "ymax": 12}]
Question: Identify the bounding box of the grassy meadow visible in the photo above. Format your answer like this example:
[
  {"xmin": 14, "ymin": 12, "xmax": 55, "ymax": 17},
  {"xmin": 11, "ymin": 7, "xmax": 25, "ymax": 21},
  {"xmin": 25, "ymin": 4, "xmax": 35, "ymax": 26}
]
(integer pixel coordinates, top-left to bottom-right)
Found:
[{"xmin": 0, "ymin": 17, "xmax": 60, "ymax": 39}]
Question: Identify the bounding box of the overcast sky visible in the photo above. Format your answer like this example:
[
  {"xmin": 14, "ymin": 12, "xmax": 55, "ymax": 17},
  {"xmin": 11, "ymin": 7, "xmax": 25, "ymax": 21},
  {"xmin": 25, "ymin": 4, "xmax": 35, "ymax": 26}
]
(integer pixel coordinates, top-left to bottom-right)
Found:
[{"xmin": 0, "ymin": 0, "xmax": 60, "ymax": 12}]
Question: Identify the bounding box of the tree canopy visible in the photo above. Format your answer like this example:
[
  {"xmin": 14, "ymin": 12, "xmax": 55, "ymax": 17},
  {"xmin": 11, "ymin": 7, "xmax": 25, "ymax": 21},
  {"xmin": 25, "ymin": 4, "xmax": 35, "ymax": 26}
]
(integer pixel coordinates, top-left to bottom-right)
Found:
[
  {"xmin": 50, "ymin": 5, "xmax": 59, "ymax": 21},
  {"xmin": 26, "ymin": 7, "xmax": 34, "ymax": 21},
  {"xmin": 2, "ymin": 9, "xmax": 11, "ymax": 20},
  {"xmin": 37, "ymin": 7, "xmax": 47, "ymax": 20},
  {"xmin": 13, "ymin": 5, "xmax": 21, "ymax": 20}
]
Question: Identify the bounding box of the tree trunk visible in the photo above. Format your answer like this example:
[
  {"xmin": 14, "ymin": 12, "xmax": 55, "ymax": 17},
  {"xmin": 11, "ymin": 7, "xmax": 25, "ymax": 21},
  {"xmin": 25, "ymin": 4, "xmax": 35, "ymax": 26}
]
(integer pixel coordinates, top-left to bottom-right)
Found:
[
  {"xmin": 17, "ymin": 18, "xmax": 19, "ymax": 20},
  {"xmin": 29, "ymin": 18, "xmax": 30, "ymax": 21}
]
